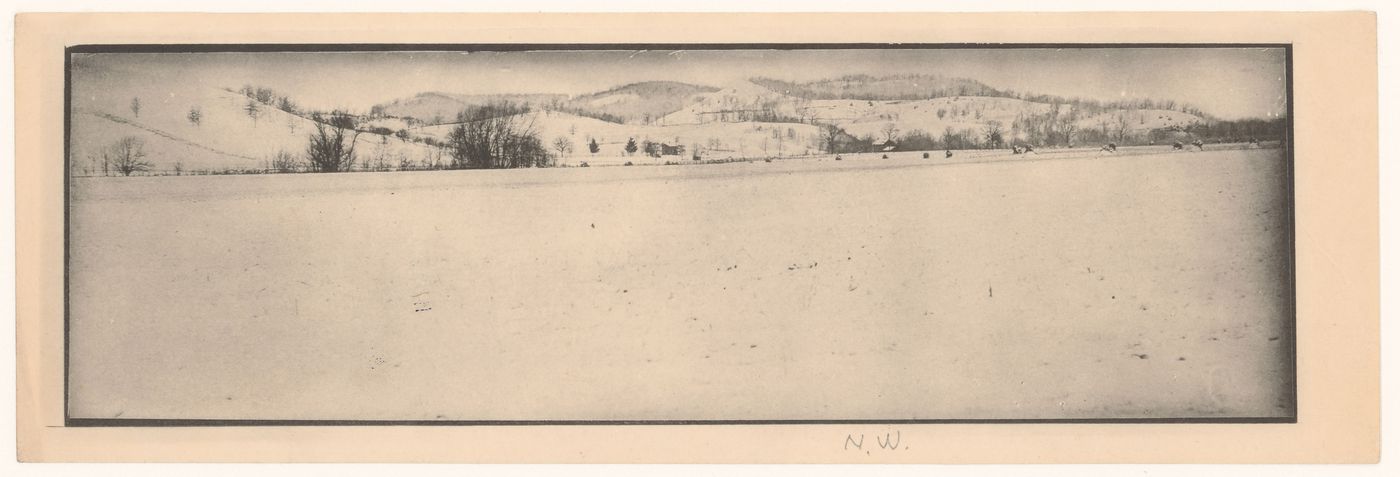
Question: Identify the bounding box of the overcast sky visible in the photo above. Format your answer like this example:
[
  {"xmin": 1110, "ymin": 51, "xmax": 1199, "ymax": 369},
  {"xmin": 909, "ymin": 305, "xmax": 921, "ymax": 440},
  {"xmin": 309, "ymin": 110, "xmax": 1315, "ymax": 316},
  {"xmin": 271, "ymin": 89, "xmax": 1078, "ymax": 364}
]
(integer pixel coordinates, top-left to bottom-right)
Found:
[{"xmin": 76, "ymin": 47, "xmax": 1287, "ymax": 120}]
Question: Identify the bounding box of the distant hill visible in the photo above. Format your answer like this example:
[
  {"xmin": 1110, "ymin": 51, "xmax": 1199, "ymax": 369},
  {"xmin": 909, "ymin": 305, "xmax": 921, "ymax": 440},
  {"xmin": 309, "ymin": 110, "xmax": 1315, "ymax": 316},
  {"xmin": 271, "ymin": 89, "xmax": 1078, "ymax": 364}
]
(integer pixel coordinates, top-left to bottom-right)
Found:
[
  {"xmin": 376, "ymin": 81, "xmax": 726, "ymax": 126},
  {"xmin": 561, "ymin": 81, "xmax": 721, "ymax": 125},
  {"xmin": 751, "ymin": 74, "xmax": 1007, "ymax": 101}
]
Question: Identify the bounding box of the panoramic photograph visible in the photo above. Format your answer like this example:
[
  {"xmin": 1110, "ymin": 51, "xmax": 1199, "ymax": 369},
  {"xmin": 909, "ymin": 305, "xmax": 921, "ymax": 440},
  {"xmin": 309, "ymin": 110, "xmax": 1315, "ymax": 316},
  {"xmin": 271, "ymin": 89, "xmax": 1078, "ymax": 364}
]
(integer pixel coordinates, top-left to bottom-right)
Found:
[{"xmin": 64, "ymin": 46, "xmax": 1293, "ymax": 422}]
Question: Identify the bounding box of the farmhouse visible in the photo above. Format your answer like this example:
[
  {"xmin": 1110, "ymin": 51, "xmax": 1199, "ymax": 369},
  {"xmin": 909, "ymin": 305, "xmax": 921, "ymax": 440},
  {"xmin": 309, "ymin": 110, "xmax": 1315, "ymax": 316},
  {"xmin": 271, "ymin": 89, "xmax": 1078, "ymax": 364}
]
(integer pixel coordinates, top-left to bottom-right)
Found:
[{"xmin": 659, "ymin": 143, "xmax": 686, "ymax": 156}]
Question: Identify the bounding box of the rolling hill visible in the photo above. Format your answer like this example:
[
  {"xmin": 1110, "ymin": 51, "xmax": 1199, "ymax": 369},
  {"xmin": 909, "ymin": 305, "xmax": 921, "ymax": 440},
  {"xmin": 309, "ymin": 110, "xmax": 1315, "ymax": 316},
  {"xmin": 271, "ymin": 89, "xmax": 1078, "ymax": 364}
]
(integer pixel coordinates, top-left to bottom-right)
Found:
[
  {"xmin": 70, "ymin": 67, "xmax": 1219, "ymax": 174},
  {"xmin": 69, "ymin": 67, "xmax": 436, "ymax": 175},
  {"xmin": 560, "ymin": 81, "xmax": 722, "ymax": 125}
]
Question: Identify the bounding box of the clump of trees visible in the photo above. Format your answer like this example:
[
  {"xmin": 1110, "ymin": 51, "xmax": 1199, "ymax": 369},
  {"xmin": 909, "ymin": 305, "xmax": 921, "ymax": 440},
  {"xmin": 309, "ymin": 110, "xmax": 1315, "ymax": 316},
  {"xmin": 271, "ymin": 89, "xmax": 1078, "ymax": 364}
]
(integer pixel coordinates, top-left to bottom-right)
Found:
[
  {"xmin": 268, "ymin": 150, "xmax": 301, "ymax": 173},
  {"xmin": 236, "ymin": 84, "xmax": 300, "ymax": 115},
  {"xmin": 1182, "ymin": 117, "xmax": 1288, "ymax": 143},
  {"xmin": 814, "ymin": 123, "xmax": 1000, "ymax": 153},
  {"xmin": 553, "ymin": 106, "xmax": 626, "ymax": 124},
  {"xmin": 305, "ymin": 111, "xmax": 362, "ymax": 172},
  {"xmin": 444, "ymin": 102, "xmax": 551, "ymax": 169},
  {"xmin": 453, "ymin": 101, "xmax": 532, "ymax": 124}
]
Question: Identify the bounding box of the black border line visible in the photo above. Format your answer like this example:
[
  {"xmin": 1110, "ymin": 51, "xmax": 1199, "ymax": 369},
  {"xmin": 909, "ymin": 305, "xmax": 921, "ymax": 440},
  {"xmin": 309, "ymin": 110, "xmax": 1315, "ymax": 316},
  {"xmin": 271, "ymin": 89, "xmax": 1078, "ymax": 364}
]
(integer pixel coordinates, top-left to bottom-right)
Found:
[
  {"xmin": 62, "ymin": 47, "xmax": 73, "ymax": 428},
  {"xmin": 66, "ymin": 417, "xmax": 1295, "ymax": 427},
  {"xmin": 1283, "ymin": 45, "xmax": 1298, "ymax": 420},
  {"xmin": 62, "ymin": 42, "xmax": 1297, "ymax": 427},
  {"xmin": 65, "ymin": 42, "xmax": 1293, "ymax": 53}
]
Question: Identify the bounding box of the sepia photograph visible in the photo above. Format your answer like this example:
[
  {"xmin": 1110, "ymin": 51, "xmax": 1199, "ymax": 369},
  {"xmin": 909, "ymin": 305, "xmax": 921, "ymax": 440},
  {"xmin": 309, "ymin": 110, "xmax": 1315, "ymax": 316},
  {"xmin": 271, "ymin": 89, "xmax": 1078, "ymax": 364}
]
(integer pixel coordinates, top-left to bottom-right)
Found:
[{"xmin": 60, "ymin": 45, "xmax": 1296, "ymax": 424}]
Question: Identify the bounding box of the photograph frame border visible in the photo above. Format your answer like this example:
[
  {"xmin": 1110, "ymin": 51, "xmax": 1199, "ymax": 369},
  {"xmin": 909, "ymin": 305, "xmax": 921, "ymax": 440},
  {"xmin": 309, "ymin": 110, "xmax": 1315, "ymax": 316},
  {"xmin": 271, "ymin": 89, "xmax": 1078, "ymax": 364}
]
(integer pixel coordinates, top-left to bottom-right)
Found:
[
  {"xmin": 16, "ymin": 12, "xmax": 1376, "ymax": 463},
  {"xmin": 58, "ymin": 41, "xmax": 1299, "ymax": 429}
]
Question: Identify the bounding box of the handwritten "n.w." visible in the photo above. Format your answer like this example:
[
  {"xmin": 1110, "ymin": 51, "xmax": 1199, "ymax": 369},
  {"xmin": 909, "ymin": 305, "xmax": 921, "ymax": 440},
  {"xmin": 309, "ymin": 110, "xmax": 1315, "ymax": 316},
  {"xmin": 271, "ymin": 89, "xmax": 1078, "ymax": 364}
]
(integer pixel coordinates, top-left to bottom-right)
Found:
[{"xmin": 845, "ymin": 431, "xmax": 903, "ymax": 451}]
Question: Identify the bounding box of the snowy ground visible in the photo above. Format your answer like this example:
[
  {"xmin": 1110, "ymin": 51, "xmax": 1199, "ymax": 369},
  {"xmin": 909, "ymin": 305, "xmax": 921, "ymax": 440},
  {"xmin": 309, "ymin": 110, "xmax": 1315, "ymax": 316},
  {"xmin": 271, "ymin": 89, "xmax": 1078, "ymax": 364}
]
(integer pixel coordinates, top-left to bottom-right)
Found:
[{"xmin": 66, "ymin": 146, "xmax": 1293, "ymax": 421}]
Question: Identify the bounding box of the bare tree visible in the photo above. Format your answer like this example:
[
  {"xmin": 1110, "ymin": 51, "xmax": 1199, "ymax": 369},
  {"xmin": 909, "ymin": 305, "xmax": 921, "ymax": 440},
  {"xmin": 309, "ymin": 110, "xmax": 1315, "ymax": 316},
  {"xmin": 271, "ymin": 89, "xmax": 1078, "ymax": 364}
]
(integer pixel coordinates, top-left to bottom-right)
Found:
[
  {"xmin": 880, "ymin": 123, "xmax": 900, "ymax": 144},
  {"xmin": 104, "ymin": 136, "xmax": 151, "ymax": 176},
  {"xmin": 92, "ymin": 153, "xmax": 109, "ymax": 177},
  {"xmin": 820, "ymin": 124, "xmax": 843, "ymax": 153},
  {"xmin": 244, "ymin": 99, "xmax": 261, "ymax": 127},
  {"xmin": 552, "ymin": 136, "xmax": 573, "ymax": 156},
  {"xmin": 130, "ymin": 97, "xmax": 141, "ymax": 118},
  {"xmin": 368, "ymin": 141, "xmax": 391, "ymax": 172},
  {"xmin": 187, "ymin": 106, "xmax": 202, "ymax": 127},
  {"xmin": 1058, "ymin": 114, "xmax": 1079, "ymax": 147},
  {"xmin": 1114, "ymin": 113, "xmax": 1131, "ymax": 144},
  {"xmin": 984, "ymin": 121, "xmax": 1005, "ymax": 149}
]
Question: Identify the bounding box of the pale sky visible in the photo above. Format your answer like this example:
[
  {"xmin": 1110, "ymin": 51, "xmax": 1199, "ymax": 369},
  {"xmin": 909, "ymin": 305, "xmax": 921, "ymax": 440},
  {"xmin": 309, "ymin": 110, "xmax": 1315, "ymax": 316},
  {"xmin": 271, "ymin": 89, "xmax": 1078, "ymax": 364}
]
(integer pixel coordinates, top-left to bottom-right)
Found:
[{"xmin": 75, "ymin": 47, "xmax": 1287, "ymax": 120}]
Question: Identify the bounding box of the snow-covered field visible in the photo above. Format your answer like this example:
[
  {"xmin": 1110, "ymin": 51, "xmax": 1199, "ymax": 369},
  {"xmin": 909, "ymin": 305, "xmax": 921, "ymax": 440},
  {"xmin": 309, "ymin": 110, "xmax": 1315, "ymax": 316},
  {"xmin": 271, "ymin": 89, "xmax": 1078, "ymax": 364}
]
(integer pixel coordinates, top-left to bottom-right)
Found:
[{"xmin": 66, "ymin": 146, "xmax": 1293, "ymax": 421}]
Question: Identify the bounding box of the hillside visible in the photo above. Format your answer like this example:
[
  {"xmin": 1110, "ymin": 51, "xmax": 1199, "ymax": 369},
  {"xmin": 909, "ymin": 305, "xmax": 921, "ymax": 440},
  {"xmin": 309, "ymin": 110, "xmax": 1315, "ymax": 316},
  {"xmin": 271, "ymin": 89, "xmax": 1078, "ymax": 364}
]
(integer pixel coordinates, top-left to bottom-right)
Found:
[
  {"xmin": 561, "ymin": 81, "xmax": 721, "ymax": 125},
  {"xmin": 69, "ymin": 68, "xmax": 435, "ymax": 175},
  {"xmin": 381, "ymin": 74, "xmax": 1213, "ymax": 150}
]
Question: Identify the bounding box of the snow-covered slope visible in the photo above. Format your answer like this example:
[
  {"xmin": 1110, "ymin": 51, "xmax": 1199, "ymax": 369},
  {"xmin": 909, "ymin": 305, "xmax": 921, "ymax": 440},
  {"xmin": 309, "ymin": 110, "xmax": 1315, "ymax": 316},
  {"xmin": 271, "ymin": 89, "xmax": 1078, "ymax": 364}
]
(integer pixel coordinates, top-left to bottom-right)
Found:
[
  {"xmin": 70, "ymin": 63, "xmax": 435, "ymax": 174},
  {"xmin": 415, "ymin": 110, "xmax": 826, "ymax": 166}
]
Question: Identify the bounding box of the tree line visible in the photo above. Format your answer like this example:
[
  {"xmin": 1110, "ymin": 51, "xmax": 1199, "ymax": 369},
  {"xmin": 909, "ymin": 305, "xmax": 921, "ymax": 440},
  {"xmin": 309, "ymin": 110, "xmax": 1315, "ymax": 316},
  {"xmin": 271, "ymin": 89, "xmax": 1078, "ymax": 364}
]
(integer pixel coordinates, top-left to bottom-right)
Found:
[
  {"xmin": 751, "ymin": 74, "xmax": 1210, "ymax": 119},
  {"xmin": 811, "ymin": 114, "xmax": 1286, "ymax": 154}
]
